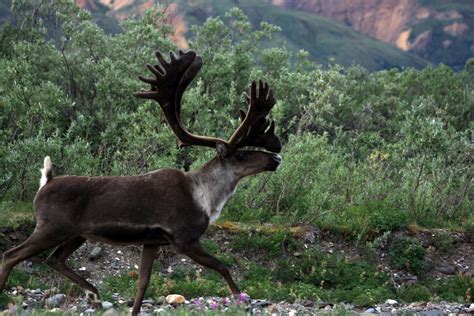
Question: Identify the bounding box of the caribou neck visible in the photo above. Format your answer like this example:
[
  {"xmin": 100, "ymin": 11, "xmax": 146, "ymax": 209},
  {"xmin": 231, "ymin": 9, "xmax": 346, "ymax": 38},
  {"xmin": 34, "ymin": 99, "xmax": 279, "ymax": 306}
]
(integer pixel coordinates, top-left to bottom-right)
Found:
[{"xmin": 188, "ymin": 157, "xmax": 240, "ymax": 223}]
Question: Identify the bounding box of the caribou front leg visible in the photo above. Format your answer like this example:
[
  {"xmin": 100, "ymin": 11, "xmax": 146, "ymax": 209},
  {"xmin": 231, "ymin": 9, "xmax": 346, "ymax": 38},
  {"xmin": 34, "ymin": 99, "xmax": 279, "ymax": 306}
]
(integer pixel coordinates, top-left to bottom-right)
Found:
[
  {"xmin": 131, "ymin": 244, "xmax": 159, "ymax": 316},
  {"xmin": 173, "ymin": 240, "xmax": 240, "ymax": 295}
]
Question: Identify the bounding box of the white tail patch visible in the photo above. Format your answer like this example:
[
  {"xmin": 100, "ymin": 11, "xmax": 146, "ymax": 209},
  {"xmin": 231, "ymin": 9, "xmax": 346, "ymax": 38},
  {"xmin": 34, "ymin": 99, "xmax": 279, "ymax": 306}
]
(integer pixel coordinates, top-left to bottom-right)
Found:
[{"xmin": 40, "ymin": 156, "xmax": 53, "ymax": 189}]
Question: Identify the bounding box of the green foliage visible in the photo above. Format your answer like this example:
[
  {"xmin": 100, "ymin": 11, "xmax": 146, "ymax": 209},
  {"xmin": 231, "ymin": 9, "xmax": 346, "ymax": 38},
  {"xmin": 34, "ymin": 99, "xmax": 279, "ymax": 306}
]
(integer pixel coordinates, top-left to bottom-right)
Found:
[
  {"xmin": 6, "ymin": 269, "xmax": 46, "ymax": 292},
  {"xmin": 230, "ymin": 230, "xmax": 299, "ymax": 255},
  {"xmin": 321, "ymin": 202, "xmax": 408, "ymax": 241},
  {"xmin": 201, "ymin": 239, "xmax": 236, "ymax": 266},
  {"xmin": 0, "ymin": 292, "xmax": 11, "ymax": 310},
  {"xmin": 397, "ymin": 284, "xmax": 432, "ymax": 303},
  {"xmin": 388, "ymin": 237, "xmax": 426, "ymax": 275},
  {"xmin": 428, "ymin": 275, "xmax": 474, "ymax": 303},
  {"xmin": 0, "ymin": 201, "xmax": 35, "ymax": 229},
  {"xmin": 431, "ymin": 230, "xmax": 456, "ymax": 254}
]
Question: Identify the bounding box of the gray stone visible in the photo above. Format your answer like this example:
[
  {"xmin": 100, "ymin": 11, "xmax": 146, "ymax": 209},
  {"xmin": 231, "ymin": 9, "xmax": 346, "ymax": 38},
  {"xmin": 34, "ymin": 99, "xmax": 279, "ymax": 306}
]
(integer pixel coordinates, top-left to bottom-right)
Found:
[
  {"xmin": 422, "ymin": 310, "xmax": 444, "ymax": 316},
  {"xmin": 154, "ymin": 308, "xmax": 166, "ymax": 314},
  {"xmin": 22, "ymin": 266, "xmax": 33, "ymax": 274},
  {"xmin": 364, "ymin": 308, "xmax": 376, "ymax": 313},
  {"xmin": 254, "ymin": 300, "xmax": 272, "ymax": 308},
  {"xmin": 436, "ymin": 264, "xmax": 456, "ymax": 275},
  {"xmin": 110, "ymin": 260, "xmax": 120, "ymax": 270},
  {"xmin": 102, "ymin": 309, "xmax": 119, "ymax": 316},
  {"xmin": 69, "ymin": 306, "xmax": 78, "ymax": 313},
  {"xmin": 89, "ymin": 247, "xmax": 103, "ymax": 260},
  {"xmin": 45, "ymin": 294, "xmax": 66, "ymax": 308},
  {"xmin": 101, "ymin": 301, "xmax": 113, "ymax": 310},
  {"xmin": 294, "ymin": 299, "xmax": 314, "ymax": 307}
]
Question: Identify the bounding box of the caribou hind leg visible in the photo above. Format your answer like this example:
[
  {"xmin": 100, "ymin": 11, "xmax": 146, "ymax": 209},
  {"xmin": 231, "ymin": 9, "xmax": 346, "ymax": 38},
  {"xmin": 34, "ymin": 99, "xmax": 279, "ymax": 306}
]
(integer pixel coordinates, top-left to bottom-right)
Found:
[
  {"xmin": 0, "ymin": 227, "xmax": 70, "ymax": 291},
  {"xmin": 45, "ymin": 236, "xmax": 102, "ymax": 307}
]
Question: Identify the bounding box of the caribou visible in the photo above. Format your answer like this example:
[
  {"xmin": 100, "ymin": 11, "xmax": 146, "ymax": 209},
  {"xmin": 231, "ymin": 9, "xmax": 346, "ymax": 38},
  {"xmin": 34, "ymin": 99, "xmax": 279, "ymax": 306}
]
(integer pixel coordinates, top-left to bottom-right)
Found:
[{"xmin": 0, "ymin": 50, "xmax": 282, "ymax": 315}]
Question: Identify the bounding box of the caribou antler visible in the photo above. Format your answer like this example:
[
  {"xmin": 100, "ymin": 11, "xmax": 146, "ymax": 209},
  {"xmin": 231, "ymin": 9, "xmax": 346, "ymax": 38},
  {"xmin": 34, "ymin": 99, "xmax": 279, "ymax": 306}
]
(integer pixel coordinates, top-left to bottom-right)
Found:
[
  {"xmin": 229, "ymin": 80, "xmax": 281, "ymax": 152},
  {"xmin": 134, "ymin": 50, "xmax": 225, "ymax": 149},
  {"xmin": 134, "ymin": 50, "xmax": 281, "ymax": 154}
]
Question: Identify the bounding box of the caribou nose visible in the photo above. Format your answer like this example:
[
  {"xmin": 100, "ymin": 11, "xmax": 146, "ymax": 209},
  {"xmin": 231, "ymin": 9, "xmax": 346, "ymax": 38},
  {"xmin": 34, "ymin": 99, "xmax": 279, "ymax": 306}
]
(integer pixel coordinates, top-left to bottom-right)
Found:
[{"xmin": 272, "ymin": 154, "xmax": 282, "ymax": 164}]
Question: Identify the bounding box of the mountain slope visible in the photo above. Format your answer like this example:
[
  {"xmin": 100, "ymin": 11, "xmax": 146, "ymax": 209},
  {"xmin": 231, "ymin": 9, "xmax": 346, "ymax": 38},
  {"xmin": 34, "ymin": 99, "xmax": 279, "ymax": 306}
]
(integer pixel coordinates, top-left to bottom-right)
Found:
[
  {"xmin": 269, "ymin": 0, "xmax": 474, "ymax": 70},
  {"xmin": 1, "ymin": 0, "xmax": 429, "ymax": 70},
  {"xmin": 78, "ymin": 0, "xmax": 429, "ymax": 70},
  {"xmin": 183, "ymin": 0, "xmax": 428, "ymax": 70}
]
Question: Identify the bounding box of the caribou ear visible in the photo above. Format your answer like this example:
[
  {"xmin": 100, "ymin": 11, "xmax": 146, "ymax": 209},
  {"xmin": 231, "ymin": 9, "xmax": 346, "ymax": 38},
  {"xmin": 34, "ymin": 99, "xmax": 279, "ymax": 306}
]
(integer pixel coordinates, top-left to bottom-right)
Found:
[{"xmin": 215, "ymin": 142, "xmax": 229, "ymax": 159}]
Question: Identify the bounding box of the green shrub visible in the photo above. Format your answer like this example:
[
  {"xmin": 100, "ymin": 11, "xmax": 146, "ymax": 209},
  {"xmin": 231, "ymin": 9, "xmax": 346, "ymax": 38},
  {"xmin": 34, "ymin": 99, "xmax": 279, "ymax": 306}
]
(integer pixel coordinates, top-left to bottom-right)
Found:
[
  {"xmin": 431, "ymin": 230, "xmax": 456, "ymax": 254},
  {"xmin": 0, "ymin": 201, "xmax": 35, "ymax": 229},
  {"xmin": 321, "ymin": 201, "xmax": 407, "ymax": 241},
  {"xmin": 388, "ymin": 237, "xmax": 426, "ymax": 275},
  {"xmin": 429, "ymin": 275, "xmax": 474, "ymax": 303},
  {"xmin": 398, "ymin": 284, "xmax": 432, "ymax": 303},
  {"xmin": 230, "ymin": 230, "xmax": 300, "ymax": 255}
]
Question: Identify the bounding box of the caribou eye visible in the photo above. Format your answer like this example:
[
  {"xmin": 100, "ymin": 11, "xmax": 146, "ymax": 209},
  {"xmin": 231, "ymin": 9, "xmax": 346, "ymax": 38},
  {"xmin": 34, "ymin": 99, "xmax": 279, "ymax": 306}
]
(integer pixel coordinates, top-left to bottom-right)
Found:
[{"xmin": 236, "ymin": 152, "xmax": 247, "ymax": 161}]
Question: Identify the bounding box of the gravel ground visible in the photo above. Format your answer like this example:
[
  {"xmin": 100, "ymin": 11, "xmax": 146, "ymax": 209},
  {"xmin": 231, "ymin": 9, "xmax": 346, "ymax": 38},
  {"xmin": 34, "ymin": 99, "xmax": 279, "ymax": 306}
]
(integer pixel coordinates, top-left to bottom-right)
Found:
[
  {"xmin": 3, "ymin": 286, "xmax": 474, "ymax": 315},
  {"xmin": 2, "ymin": 227, "xmax": 472, "ymax": 315}
]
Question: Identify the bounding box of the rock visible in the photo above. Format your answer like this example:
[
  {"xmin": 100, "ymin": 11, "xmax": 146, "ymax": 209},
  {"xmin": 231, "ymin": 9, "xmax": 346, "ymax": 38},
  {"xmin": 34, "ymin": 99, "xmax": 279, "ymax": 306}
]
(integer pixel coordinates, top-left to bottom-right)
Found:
[
  {"xmin": 253, "ymin": 300, "xmax": 272, "ymax": 308},
  {"xmin": 102, "ymin": 309, "xmax": 119, "ymax": 316},
  {"xmin": 386, "ymin": 299, "xmax": 398, "ymax": 305},
  {"xmin": 422, "ymin": 310, "xmax": 444, "ymax": 316},
  {"xmin": 101, "ymin": 301, "xmax": 113, "ymax": 309},
  {"xmin": 45, "ymin": 294, "xmax": 66, "ymax": 308},
  {"xmin": 288, "ymin": 309, "xmax": 298, "ymax": 316},
  {"xmin": 467, "ymin": 303, "xmax": 474, "ymax": 313},
  {"xmin": 154, "ymin": 308, "xmax": 166, "ymax": 314},
  {"xmin": 110, "ymin": 260, "xmax": 120, "ymax": 270},
  {"xmin": 294, "ymin": 299, "xmax": 314, "ymax": 307},
  {"xmin": 436, "ymin": 264, "xmax": 456, "ymax": 275},
  {"xmin": 166, "ymin": 294, "xmax": 185, "ymax": 304},
  {"xmin": 48, "ymin": 308, "xmax": 62, "ymax": 313},
  {"xmin": 364, "ymin": 307, "xmax": 376, "ymax": 313},
  {"xmin": 142, "ymin": 299, "xmax": 154, "ymax": 305},
  {"xmin": 84, "ymin": 308, "xmax": 95, "ymax": 314},
  {"xmin": 22, "ymin": 266, "xmax": 33, "ymax": 274},
  {"xmin": 89, "ymin": 247, "xmax": 103, "ymax": 260}
]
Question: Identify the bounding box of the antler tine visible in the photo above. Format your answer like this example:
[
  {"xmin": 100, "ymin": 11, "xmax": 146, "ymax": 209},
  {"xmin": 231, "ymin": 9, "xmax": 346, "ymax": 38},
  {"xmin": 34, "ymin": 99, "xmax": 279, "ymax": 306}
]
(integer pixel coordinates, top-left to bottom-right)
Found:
[
  {"xmin": 134, "ymin": 50, "xmax": 229, "ymax": 149},
  {"xmin": 236, "ymin": 113, "xmax": 281, "ymax": 153},
  {"xmin": 227, "ymin": 80, "xmax": 281, "ymax": 152}
]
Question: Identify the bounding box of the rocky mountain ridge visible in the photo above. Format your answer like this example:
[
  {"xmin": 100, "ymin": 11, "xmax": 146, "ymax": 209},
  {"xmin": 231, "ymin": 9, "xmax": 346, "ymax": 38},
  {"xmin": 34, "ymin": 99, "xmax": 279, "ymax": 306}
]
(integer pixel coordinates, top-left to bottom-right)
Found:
[
  {"xmin": 1, "ymin": 0, "xmax": 472, "ymax": 69},
  {"xmin": 73, "ymin": 0, "xmax": 473, "ymax": 69}
]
